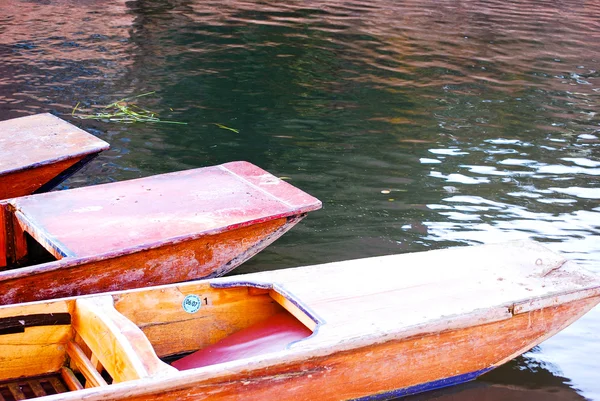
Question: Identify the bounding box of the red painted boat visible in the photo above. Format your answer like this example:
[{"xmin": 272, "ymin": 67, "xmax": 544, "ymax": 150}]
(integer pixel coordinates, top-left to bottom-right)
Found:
[
  {"xmin": 0, "ymin": 161, "xmax": 321, "ymax": 304},
  {"xmin": 0, "ymin": 113, "xmax": 109, "ymax": 199},
  {"xmin": 0, "ymin": 241, "xmax": 596, "ymax": 400}
]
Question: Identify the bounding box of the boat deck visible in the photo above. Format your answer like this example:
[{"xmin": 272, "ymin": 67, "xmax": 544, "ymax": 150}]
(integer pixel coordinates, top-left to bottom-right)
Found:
[
  {"xmin": 5, "ymin": 161, "xmax": 319, "ymax": 260},
  {"xmin": 212, "ymin": 240, "xmax": 600, "ymax": 349},
  {"xmin": 0, "ymin": 113, "xmax": 109, "ymax": 198}
]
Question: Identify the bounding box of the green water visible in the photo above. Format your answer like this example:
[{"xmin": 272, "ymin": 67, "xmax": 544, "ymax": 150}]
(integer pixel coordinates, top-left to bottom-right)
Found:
[{"xmin": 1, "ymin": 0, "xmax": 599, "ymax": 399}]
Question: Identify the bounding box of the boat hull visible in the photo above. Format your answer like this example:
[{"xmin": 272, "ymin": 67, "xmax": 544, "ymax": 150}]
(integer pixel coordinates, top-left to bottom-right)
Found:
[
  {"xmin": 0, "ymin": 241, "xmax": 597, "ymax": 401},
  {"xmin": 0, "ymin": 216, "xmax": 303, "ymax": 305},
  {"xmin": 85, "ymin": 296, "xmax": 598, "ymax": 401},
  {"xmin": 0, "ymin": 153, "xmax": 96, "ymax": 199},
  {"xmin": 0, "ymin": 161, "xmax": 321, "ymax": 305},
  {"xmin": 0, "ymin": 113, "xmax": 109, "ymax": 199}
]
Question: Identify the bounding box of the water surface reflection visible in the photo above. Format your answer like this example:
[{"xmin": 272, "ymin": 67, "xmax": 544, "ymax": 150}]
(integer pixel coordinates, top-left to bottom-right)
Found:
[{"xmin": 1, "ymin": 0, "xmax": 599, "ymax": 399}]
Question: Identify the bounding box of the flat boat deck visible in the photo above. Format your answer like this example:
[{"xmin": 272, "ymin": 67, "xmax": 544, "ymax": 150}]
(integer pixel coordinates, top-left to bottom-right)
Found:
[{"xmin": 0, "ymin": 113, "xmax": 109, "ymax": 198}]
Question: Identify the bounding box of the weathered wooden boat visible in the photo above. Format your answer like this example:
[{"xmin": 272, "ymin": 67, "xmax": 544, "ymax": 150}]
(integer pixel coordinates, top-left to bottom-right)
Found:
[
  {"xmin": 0, "ymin": 113, "xmax": 109, "ymax": 199},
  {"xmin": 0, "ymin": 240, "xmax": 597, "ymax": 401},
  {"xmin": 0, "ymin": 161, "xmax": 321, "ymax": 305}
]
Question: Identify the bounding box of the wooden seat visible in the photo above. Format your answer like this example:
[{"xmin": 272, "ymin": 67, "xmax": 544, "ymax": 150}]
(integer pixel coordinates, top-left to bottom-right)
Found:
[{"xmin": 171, "ymin": 312, "xmax": 312, "ymax": 371}]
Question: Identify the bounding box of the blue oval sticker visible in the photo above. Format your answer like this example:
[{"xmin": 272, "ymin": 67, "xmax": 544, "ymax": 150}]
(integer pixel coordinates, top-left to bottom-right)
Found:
[{"xmin": 182, "ymin": 294, "xmax": 202, "ymax": 313}]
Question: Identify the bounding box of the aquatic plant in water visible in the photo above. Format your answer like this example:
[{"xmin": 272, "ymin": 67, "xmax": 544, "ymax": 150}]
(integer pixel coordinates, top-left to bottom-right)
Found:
[
  {"xmin": 211, "ymin": 123, "xmax": 239, "ymax": 133},
  {"xmin": 72, "ymin": 92, "xmax": 187, "ymax": 124}
]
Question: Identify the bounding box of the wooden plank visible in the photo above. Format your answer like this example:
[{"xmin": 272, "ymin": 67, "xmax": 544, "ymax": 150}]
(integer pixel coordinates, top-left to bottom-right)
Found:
[
  {"xmin": 66, "ymin": 341, "xmax": 108, "ymax": 387},
  {"xmin": 0, "ymin": 113, "xmax": 108, "ymax": 199},
  {"xmin": 0, "ymin": 313, "xmax": 70, "ymax": 336},
  {"xmin": 48, "ymin": 376, "xmax": 68, "ymax": 393},
  {"xmin": 219, "ymin": 162, "xmax": 322, "ymax": 210},
  {"xmin": 0, "ymin": 300, "xmax": 72, "ymax": 381},
  {"xmin": 0, "ymin": 299, "xmax": 72, "ymax": 320},
  {"xmin": 0, "ymin": 325, "xmax": 71, "ymax": 381},
  {"xmin": 8, "ymin": 161, "xmax": 320, "ymax": 258},
  {"xmin": 72, "ymin": 296, "xmax": 176, "ymax": 383},
  {"xmin": 270, "ymin": 290, "xmax": 316, "ymax": 331},
  {"xmin": 13, "ymin": 211, "xmax": 70, "ymax": 259},
  {"xmin": 90, "ymin": 354, "xmax": 103, "ymax": 372},
  {"xmin": 28, "ymin": 379, "xmax": 48, "ymax": 397},
  {"xmin": 10, "ymin": 212, "xmax": 27, "ymax": 263},
  {"xmin": 0, "ymin": 324, "xmax": 71, "ymax": 345},
  {"xmin": 7, "ymin": 383, "xmax": 26, "ymax": 400},
  {"xmin": 61, "ymin": 367, "xmax": 84, "ymax": 391},
  {"xmin": 0, "ymin": 205, "xmax": 6, "ymax": 267},
  {"xmin": 0, "ymin": 113, "xmax": 109, "ymax": 175}
]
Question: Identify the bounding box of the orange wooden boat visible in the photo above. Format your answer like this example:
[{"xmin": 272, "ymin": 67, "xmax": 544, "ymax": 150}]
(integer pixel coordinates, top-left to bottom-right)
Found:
[
  {"xmin": 0, "ymin": 240, "xmax": 597, "ymax": 400},
  {"xmin": 0, "ymin": 161, "xmax": 321, "ymax": 305},
  {"xmin": 0, "ymin": 113, "xmax": 109, "ymax": 199}
]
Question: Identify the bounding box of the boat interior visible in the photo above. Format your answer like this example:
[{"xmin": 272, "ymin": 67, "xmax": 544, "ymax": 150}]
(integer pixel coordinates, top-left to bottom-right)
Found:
[
  {"xmin": 0, "ymin": 281, "xmax": 316, "ymax": 400},
  {"xmin": 0, "ymin": 202, "xmax": 59, "ymax": 270}
]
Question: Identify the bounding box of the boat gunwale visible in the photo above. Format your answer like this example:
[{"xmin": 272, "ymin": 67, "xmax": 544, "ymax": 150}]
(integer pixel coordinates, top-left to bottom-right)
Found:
[
  {"xmin": 0, "ymin": 212, "xmax": 312, "ymax": 281},
  {"xmin": 0, "ymin": 144, "xmax": 109, "ymax": 177}
]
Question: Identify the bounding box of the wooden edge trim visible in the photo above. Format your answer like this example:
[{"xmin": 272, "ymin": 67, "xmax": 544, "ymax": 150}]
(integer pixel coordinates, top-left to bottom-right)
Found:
[
  {"xmin": 13, "ymin": 210, "xmax": 72, "ymax": 259},
  {"xmin": 0, "ymin": 312, "xmax": 71, "ymax": 336},
  {"xmin": 60, "ymin": 366, "xmax": 84, "ymax": 391},
  {"xmin": 269, "ymin": 290, "xmax": 317, "ymax": 331},
  {"xmin": 66, "ymin": 341, "xmax": 108, "ymax": 387},
  {"xmin": 512, "ymin": 288, "xmax": 600, "ymax": 315},
  {"xmin": 10, "ymin": 211, "xmax": 26, "ymax": 262},
  {"xmin": 33, "ymin": 153, "xmax": 101, "ymax": 195},
  {"xmin": 0, "ymin": 205, "xmax": 6, "ymax": 268}
]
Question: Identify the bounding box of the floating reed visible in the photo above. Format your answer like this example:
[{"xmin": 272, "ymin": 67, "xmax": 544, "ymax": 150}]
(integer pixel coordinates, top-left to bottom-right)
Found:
[{"xmin": 72, "ymin": 92, "xmax": 187, "ymax": 125}]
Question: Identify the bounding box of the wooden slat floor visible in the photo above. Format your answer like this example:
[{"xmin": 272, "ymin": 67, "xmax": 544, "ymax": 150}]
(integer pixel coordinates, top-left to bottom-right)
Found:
[{"xmin": 0, "ymin": 374, "xmax": 67, "ymax": 400}]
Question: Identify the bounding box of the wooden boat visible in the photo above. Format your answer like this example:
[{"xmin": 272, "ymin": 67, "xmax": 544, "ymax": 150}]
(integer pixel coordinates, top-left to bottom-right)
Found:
[
  {"xmin": 0, "ymin": 113, "xmax": 109, "ymax": 199},
  {"xmin": 0, "ymin": 161, "xmax": 321, "ymax": 305},
  {"xmin": 0, "ymin": 240, "xmax": 597, "ymax": 401}
]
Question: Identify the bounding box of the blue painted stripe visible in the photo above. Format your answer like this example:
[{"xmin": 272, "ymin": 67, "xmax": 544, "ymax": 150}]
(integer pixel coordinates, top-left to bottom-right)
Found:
[{"xmin": 353, "ymin": 367, "xmax": 493, "ymax": 401}]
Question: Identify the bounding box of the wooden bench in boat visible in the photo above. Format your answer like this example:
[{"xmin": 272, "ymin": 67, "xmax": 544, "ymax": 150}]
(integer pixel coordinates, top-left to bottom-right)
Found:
[
  {"xmin": 0, "ymin": 113, "xmax": 109, "ymax": 199},
  {"xmin": 0, "ymin": 161, "xmax": 321, "ymax": 305}
]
